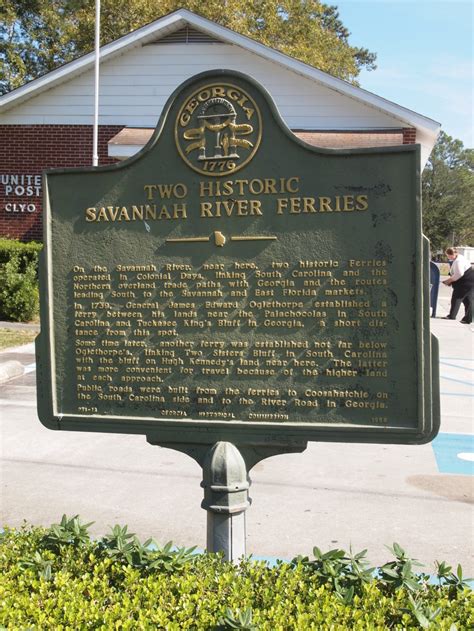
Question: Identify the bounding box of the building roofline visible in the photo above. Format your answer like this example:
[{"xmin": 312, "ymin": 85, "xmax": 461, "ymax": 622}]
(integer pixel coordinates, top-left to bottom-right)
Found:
[{"xmin": 0, "ymin": 8, "xmax": 440, "ymax": 141}]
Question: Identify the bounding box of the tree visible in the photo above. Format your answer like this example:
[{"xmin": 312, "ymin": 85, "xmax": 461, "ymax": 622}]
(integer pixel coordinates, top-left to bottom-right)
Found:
[
  {"xmin": 1, "ymin": 1, "xmax": 79, "ymax": 93},
  {"xmin": 422, "ymin": 131, "xmax": 474, "ymax": 252},
  {"xmin": 0, "ymin": 0, "xmax": 376, "ymax": 95}
]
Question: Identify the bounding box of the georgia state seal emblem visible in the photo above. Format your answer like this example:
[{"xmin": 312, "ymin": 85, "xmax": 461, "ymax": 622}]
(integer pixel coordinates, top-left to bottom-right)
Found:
[{"xmin": 175, "ymin": 83, "xmax": 262, "ymax": 176}]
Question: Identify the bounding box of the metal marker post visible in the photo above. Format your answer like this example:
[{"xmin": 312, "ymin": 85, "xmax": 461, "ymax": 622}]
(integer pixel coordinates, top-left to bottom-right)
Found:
[
  {"xmin": 201, "ymin": 442, "xmax": 250, "ymax": 562},
  {"xmin": 92, "ymin": 0, "xmax": 100, "ymax": 166},
  {"xmin": 147, "ymin": 436, "xmax": 307, "ymax": 564}
]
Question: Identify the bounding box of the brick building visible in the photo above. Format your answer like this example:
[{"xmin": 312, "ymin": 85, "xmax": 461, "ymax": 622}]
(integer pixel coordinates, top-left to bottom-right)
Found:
[{"xmin": 0, "ymin": 9, "xmax": 439, "ymax": 242}]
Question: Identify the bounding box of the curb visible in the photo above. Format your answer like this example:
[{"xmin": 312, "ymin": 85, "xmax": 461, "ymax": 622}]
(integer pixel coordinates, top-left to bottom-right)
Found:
[
  {"xmin": 0, "ymin": 361, "xmax": 25, "ymax": 384},
  {"xmin": 0, "ymin": 341, "xmax": 36, "ymax": 356}
]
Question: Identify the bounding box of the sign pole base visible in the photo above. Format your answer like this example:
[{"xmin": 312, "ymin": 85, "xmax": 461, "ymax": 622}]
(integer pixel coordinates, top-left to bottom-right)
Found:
[
  {"xmin": 147, "ymin": 435, "xmax": 307, "ymax": 562},
  {"xmin": 201, "ymin": 442, "xmax": 249, "ymax": 561}
]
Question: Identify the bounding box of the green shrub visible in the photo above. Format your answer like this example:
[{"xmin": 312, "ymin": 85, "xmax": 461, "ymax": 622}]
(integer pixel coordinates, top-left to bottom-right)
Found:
[
  {"xmin": 0, "ymin": 238, "xmax": 42, "ymax": 269},
  {"xmin": 0, "ymin": 238, "xmax": 42, "ymax": 321},
  {"xmin": 0, "ymin": 516, "xmax": 472, "ymax": 629}
]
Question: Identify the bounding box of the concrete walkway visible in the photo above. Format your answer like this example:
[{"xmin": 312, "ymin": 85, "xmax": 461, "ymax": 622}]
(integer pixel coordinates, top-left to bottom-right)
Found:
[
  {"xmin": 0, "ymin": 321, "xmax": 39, "ymax": 385},
  {"xmin": 0, "ymin": 281, "xmax": 472, "ymax": 573}
]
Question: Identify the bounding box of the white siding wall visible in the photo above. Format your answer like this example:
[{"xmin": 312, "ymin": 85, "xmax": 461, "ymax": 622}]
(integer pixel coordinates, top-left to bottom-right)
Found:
[{"xmin": 1, "ymin": 43, "xmax": 404, "ymax": 129}]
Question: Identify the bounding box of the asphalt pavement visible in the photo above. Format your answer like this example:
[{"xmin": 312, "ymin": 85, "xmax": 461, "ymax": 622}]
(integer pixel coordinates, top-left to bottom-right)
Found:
[{"xmin": 0, "ymin": 281, "xmax": 472, "ymax": 573}]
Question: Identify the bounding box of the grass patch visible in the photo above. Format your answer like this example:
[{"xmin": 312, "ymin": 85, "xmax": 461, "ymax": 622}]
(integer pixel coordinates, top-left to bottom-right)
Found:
[{"xmin": 0, "ymin": 328, "xmax": 37, "ymax": 351}]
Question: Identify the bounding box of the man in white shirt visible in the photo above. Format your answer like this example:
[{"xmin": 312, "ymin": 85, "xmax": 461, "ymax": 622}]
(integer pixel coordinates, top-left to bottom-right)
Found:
[{"xmin": 442, "ymin": 248, "xmax": 473, "ymax": 323}]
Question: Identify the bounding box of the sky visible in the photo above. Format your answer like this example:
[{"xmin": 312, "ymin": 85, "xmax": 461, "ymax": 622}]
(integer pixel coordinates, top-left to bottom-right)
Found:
[{"xmin": 335, "ymin": 0, "xmax": 473, "ymax": 147}]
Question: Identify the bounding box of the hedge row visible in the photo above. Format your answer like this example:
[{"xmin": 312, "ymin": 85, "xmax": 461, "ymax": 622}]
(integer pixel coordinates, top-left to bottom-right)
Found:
[
  {"xmin": 0, "ymin": 238, "xmax": 42, "ymax": 322},
  {"xmin": 0, "ymin": 516, "xmax": 472, "ymax": 629}
]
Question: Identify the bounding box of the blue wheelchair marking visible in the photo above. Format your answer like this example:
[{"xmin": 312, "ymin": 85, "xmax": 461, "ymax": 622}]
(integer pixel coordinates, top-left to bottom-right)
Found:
[{"xmin": 432, "ymin": 434, "xmax": 474, "ymax": 475}]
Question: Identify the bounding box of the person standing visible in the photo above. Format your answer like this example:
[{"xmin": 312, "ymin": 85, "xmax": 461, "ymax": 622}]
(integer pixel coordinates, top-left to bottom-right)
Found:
[{"xmin": 442, "ymin": 247, "xmax": 473, "ymax": 323}]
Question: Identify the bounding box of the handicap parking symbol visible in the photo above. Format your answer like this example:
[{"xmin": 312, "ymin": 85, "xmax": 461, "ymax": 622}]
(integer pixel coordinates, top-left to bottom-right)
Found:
[{"xmin": 432, "ymin": 433, "xmax": 474, "ymax": 475}]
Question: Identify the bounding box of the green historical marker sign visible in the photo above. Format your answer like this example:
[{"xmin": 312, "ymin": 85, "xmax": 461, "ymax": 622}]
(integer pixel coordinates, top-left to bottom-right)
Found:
[{"xmin": 36, "ymin": 70, "xmax": 440, "ymax": 447}]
